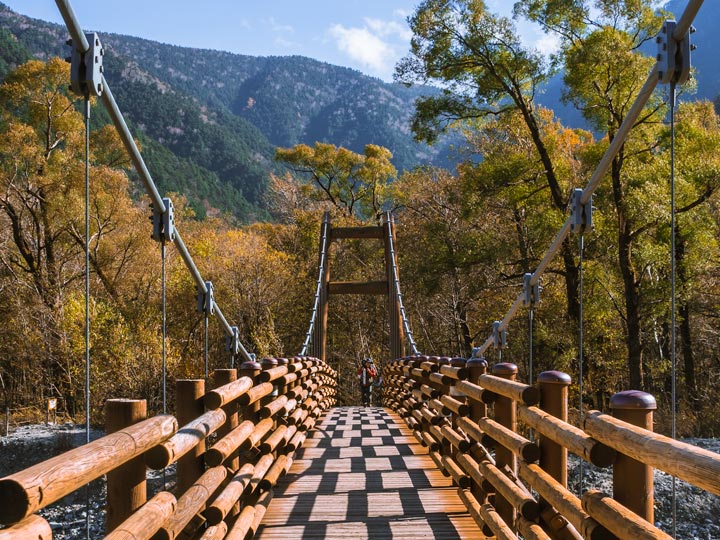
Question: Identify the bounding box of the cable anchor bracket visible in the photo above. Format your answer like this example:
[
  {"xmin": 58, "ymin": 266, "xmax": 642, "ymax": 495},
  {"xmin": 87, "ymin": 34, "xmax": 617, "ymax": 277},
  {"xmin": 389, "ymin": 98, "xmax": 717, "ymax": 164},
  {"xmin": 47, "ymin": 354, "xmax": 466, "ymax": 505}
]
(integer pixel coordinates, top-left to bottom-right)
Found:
[
  {"xmin": 226, "ymin": 325, "xmax": 240, "ymax": 355},
  {"xmin": 197, "ymin": 281, "xmax": 215, "ymax": 315},
  {"xmin": 656, "ymin": 20, "xmax": 694, "ymax": 86},
  {"xmin": 492, "ymin": 321, "xmax": 507, "ymax": 350},
  {"xmin": 66, "ymin": 32, "xmax": 104, "ymax": 97},
  {"xmin": 149, "ymin": 197, "xmax": 176, "ymax": 243},
  {"xmin": 570, "ymin": 188, "xmax": 593, "ymax": 234},
  {"xmin": 522, "ymin": 273, "xmax": 541, "ymax": 307}
]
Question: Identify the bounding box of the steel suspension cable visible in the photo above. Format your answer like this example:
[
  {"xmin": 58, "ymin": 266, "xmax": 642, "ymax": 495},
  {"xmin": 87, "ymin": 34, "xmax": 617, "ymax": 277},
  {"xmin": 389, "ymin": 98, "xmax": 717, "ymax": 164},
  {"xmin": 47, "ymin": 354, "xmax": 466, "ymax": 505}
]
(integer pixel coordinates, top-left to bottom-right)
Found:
[
  {"xmin": 578, "ymin": 233, "xmax": 585, "ymax": 496},
  {"xmin": 161, "ymin": 239, "xmax": 167, "ymax": 490},
  {"xmin": 528, "ymin": 307, "xmax": 533, "ymax": 385},
  {"xmin": 204, "ymin": 312, "xmax": 209, "ymax": 381},
  {"xmin": 385, "ymin": 213, "xmax": 419, "ymax": 355},
  {"xmin": 161, "ymin": 240, "xmax": 167, "ymax": 414},
  {"xmin": 669, "ymin": 81, "xmax": 678, "ymax": 539},
  {"xmin": 83, "ymin": 96, "xmax": 91, "ymax": 540},
  {"xmin": 300, "ymin": 215, "xmax": 329, "ymax": 356}
]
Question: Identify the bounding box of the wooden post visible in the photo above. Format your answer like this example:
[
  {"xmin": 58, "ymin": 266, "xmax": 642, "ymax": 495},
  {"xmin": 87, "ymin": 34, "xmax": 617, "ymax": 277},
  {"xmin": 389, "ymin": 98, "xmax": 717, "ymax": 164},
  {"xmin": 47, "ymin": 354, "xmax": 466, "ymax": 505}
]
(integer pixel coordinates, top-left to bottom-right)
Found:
[
  {"xmin": 276, "ymin": 358, "xmax": 289, "ymax": 421},
  {"xmin": 610, "ymin": 390, "xmax": 656, "ymax": 522},
  {"xmin": 313, "ymin": 213, "xmax": 330, "ymax": 362},
  {"xmin": 212, "ymin": 369, "xmax": 239, "ymax": 473},
  {"xmin": 466, "ymin": 357, "xmax": 487, "ymax": 508},
  {"xmin": 538, "ymin": 371, "xmax": 571, "ymax": 486},
  {"xmin": 105, "ymin": 399, "xmax": 147, "ymax": 533},
  {"xmin": 260, "ymin": 357, "xmax": 279, "ymax": 411},
  {"xmin": 492, "ymin": 362, "xmax": 518, "ymax": 531},
  {"xmin": 176, "ymin": 379, "xmax": 206, "ymax": 496},
  {"xmin": 240, "ymin": 361, "xmax": 262, "ymax": 424}
]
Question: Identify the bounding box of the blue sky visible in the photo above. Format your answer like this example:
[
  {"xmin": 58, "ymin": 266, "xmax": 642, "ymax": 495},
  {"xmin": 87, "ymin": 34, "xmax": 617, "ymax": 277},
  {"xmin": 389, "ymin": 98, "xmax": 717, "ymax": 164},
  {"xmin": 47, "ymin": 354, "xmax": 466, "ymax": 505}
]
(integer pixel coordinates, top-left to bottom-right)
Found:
[{"xmin": 3, "ymin": 1, "xmax": 557, "ymax": 81}]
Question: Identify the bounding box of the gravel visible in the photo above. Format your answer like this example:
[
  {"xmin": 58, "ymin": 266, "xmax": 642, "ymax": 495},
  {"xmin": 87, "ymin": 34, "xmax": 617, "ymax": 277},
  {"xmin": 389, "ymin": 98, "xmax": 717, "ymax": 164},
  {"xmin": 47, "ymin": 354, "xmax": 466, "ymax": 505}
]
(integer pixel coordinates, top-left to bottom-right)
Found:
[{"xmin": 0, "ymin": 423, "xmax": 718, "ymax": 538}]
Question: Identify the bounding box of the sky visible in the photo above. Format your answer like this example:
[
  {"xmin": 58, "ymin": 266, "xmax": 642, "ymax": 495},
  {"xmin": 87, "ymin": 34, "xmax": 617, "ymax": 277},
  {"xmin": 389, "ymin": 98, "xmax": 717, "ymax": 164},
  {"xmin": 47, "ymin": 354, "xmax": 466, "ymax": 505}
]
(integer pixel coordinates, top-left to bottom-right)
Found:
[{"xmin": 2, "ymin": 0, "xmax": 559, "ymax": 82}]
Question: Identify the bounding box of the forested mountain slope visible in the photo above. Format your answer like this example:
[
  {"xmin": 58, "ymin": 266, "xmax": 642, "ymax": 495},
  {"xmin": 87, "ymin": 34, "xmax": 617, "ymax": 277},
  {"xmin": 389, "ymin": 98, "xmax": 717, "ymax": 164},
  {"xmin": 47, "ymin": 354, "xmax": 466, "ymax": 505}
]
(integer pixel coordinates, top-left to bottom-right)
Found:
[{"xmin": 0, "ymin": 2, "xmax": 449, "ymax": 220}]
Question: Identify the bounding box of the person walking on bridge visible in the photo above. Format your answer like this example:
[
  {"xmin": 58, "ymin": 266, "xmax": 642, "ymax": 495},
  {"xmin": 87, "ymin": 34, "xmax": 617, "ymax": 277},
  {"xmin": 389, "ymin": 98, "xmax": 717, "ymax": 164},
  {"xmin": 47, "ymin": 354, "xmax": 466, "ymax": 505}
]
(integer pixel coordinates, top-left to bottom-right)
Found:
[{"xmin": 357, "ymin": 358, "xmax": 377, "ymax": 407}]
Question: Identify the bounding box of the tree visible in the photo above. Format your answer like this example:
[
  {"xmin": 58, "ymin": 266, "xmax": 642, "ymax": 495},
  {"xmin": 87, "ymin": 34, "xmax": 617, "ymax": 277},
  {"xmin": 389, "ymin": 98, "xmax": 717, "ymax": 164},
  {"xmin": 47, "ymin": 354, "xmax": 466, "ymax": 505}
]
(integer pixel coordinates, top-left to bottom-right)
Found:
[
  {"xmin": 275, "ymin": 142, "xmax": 396, "ymax": 222},
  {"xmin": 396, "ymin": 0, "xmax": 583, "ymax": 325},
  {"xmin": 0, "ymin": 59, "xmax": 166, "ymax": 416},
  {"xmin": 517, "ymin": 0, "xmax": 668, "ymax": 390}
]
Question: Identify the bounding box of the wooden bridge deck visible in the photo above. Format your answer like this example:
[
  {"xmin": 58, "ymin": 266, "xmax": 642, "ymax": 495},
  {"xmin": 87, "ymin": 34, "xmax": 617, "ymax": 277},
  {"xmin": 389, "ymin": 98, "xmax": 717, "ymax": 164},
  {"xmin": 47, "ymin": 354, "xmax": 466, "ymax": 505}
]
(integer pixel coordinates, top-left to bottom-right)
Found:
[{"xmin": 256, "ymin": 406, "xmax": 486, "ymax": 540}]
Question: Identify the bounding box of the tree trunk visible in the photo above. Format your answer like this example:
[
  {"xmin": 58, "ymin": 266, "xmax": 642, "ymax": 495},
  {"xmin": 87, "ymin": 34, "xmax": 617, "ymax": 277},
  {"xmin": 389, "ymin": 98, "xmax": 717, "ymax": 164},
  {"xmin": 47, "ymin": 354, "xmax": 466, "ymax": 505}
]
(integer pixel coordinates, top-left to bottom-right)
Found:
[
  {"xmin": 675, "ymin": 229, "xmax": 698, "ymax": 409},
  {"xmin": 517, "ymin": 97, "xmax": 581, "ymax": 324},
  {"xmin": 611, "ymin": 155, "xmax": 643, "ymax": 390}
]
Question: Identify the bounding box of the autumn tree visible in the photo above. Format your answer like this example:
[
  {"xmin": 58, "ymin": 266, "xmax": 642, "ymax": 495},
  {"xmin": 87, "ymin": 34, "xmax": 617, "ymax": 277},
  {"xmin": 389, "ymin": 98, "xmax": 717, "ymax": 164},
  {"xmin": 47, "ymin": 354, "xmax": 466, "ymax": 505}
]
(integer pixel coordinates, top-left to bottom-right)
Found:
[
  {"xmin": 275, "ymin": 142, "xmax": 396, "ymax": 222},
  {"xmin": 396, "ymin": 0, "xmax": 584, "ymax": 327},
  {"xmin": 515, "ymin": 0, "xmax": 670, "ymax": 390},
  {"xmin": 0, "ymin": 58, "xmax": 166, "ymax": 416}
]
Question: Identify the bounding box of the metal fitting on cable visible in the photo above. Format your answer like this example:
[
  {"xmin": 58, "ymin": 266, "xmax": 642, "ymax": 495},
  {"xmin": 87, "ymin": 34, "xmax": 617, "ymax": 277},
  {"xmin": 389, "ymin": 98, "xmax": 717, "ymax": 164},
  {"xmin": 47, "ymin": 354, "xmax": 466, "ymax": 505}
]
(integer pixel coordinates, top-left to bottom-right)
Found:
[
  {"xmin": 570, "ymin": 188, "xmax": 593, "ymax": 234},
  {"xmin": 226, "ymin": 325, "xmax": 240, "ymax": 355},
  {"xmin": 67, "ymin": 32, "xmax": 104, "ymax": 97},
  {"xmin": 657, "ymin": 20, "xmax": 693, "ymax": 85},
  {"xmin": 492, "ymin": 321, "xmax": 507, "ymax": 350},
  {"xmin": 197, "ymin": 281, "xmax": 215, "ymax": 315},
  {"xmin": 522, "ymin": 273, "xmax": 541, "ymax": 307},
  {"xmin": 149, "ymin": 197, "xmax": 176, "ymax": 243}
]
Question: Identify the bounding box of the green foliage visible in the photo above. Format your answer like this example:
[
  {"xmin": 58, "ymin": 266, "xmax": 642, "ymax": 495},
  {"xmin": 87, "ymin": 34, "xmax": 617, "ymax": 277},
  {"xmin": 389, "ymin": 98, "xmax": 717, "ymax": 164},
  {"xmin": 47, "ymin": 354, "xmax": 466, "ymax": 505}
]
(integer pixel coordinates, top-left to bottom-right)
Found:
[
  {"xmin": 0, "ymin": 27, "xmax": 30, "ymax": 79},
  {"xmin": 396, "ymin": 0, "xmax": 552, "ymax": 143},
  {"xmin": 276, "ymin": 142, "xmax": 397, "ymax": 221}
]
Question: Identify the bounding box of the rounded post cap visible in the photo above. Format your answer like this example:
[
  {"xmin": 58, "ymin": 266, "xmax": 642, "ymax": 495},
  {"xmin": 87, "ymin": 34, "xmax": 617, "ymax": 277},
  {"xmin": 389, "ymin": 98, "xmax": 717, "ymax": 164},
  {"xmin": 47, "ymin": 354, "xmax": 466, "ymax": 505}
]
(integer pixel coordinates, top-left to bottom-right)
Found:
[
  {"xmin": 437, "ymin": 356, "xmax": 451, "ymax": 365},
  {"xmin": 492, "ymin": 362, "xmax": 518, "ymax": 376},
  {"xmin": 538, "ymin": 370, "xmax": 571, "ymax": 385},
  {"xmin": 450, "ymin": 357, "xmax": 467, "ymax": 367},
  {"xmin": 610, "ymin": 390, "xmax": 657, "ymax": 410},
  {"xmin": 276, "ymin": 357, "xmax": 289, "ymax": 365},
  {"xmin": 240, "ymin": 360, "xmax": 262, "ymax": 370},
  {"xmin": 467, "ymin": 357, "xmax": 488, "ymax": 368},
  {"xmin": 261, "ymin": 357, "xmax": 278, "ymax": 368}
]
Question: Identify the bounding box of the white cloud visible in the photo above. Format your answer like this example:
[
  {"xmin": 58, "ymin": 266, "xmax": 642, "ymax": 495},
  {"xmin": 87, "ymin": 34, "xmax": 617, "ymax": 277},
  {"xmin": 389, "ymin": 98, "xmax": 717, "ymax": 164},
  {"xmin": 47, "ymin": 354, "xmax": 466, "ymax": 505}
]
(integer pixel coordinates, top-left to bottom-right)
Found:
[
  {"xmin": 327, "ymin": 13, "xmax": 414, "ymax": 80},
  {"xmin": 364, "ymin": 17, "xmax": 413, "ymax": 41},
  {"xmin": 265, "ymin": 17, "xmax": 294, "ymax": 34},
  {"xmin": 393, "ymin": 8, "xmax": 412, "ymax": 20},
  {"xmin": 329, "ymin": 23, "xmax": 393, "ymax": 74},
  {"xmin": 534, "ymin": 33, "xmax": 561, "ymax": 56},
  {"xmin": 275, "ymin": 36, "xmax": 301, "ymax": 50}
]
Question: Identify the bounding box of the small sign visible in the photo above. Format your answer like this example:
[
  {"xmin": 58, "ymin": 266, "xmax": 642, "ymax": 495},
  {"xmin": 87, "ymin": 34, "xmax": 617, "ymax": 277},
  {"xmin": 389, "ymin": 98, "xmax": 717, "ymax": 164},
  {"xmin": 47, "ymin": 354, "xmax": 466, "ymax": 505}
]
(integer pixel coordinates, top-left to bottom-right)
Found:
[{"xmin": 47, "ymin": 398, "xmax": 57, "ymax": 411}]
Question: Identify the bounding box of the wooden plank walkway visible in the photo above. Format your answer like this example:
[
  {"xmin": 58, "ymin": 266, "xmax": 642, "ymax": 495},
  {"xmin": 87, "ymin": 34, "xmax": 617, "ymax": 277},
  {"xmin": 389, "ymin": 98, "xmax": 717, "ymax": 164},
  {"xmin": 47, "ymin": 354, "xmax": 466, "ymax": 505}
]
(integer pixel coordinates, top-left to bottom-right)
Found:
[{"xmin": 256, "ymin": 406, "xmax": 486, "ymax": 539}]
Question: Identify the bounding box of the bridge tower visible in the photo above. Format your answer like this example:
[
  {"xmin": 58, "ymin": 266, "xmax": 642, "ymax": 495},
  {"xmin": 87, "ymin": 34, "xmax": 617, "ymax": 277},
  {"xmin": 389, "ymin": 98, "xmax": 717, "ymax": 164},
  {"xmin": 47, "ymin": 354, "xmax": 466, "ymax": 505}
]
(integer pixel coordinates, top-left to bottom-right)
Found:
[{"xmin": 311, "ymin": 211, "xmax": 405, "ymax": 362}]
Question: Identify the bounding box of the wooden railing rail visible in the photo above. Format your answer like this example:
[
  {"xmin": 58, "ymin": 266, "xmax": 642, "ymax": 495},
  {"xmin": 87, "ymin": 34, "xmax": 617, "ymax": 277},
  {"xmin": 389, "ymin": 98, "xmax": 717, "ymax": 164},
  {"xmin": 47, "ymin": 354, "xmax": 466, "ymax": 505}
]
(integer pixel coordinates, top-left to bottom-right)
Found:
[
  {"xmin": 0, "ymin": 356, "xmax": 337, "ymax": 540},
  {"xmin": 384, "ymin": 354, "xmax": 720, "ymax": 540}
]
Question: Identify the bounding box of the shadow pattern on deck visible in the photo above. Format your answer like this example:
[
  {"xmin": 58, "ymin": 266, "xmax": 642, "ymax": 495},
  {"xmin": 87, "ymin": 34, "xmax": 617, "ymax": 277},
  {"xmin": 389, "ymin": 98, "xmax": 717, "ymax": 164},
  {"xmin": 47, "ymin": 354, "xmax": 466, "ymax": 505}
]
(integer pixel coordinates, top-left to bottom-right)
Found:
[{"xmin": 256, "ymin": 406, "xmax": 484, "ymax": 540}]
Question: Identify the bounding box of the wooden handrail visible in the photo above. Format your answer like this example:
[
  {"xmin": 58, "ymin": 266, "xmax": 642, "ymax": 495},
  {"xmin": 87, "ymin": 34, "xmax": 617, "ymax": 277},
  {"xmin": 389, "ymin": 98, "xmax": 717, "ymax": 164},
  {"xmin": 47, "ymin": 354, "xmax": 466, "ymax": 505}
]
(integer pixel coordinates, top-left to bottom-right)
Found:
[
  {"xmin": 0, "ymin": 414, "xmax": 177, "ymax": 524},
  {"xmin": 517, "ymin": 462, "xmax": 612, "ymax": 540},
  {"xmin": 584, "ymin": 410, "xmax": 720, "ymax": 497},
  {"xmin": 519, "ymin": 405, "xmax": 615, "ymax": 467},
  {"xmin": 0, "ymin": 515, "xmax": 51, "ymax": 540},
  {"xmin": 154, "ymin": 466, "xmax": 227, "ymax": 540},
  {"xmin": 582, "ymin": 490, "xmax": 672, "ymax": 540},
  {"xmin": 104, "ymin": 491, "xmax": 177, "ymax": 540},
  {"xmin": 145, "ymin": 409, "xmax": 226, "ymax": 469},
  {"xmin": 204, "ymin": 376, "xmax": 253, "ymax": 409}
]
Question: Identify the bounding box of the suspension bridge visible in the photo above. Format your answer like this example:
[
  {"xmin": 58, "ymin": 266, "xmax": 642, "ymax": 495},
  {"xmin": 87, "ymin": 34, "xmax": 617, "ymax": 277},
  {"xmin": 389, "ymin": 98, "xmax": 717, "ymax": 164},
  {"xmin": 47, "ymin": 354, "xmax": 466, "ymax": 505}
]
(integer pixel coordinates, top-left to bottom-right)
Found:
[{"xmin": 0, "ymin": 0, "xmax": 718, "ymax": 539}]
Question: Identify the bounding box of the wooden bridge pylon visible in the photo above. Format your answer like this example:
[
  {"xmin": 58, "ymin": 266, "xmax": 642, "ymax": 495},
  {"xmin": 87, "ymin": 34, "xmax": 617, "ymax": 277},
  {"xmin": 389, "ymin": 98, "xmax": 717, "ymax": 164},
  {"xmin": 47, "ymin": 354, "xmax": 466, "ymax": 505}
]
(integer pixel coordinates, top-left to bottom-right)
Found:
[{"xmin": 312, "ymin": 211, "xmax": 405, "ymax": 362}]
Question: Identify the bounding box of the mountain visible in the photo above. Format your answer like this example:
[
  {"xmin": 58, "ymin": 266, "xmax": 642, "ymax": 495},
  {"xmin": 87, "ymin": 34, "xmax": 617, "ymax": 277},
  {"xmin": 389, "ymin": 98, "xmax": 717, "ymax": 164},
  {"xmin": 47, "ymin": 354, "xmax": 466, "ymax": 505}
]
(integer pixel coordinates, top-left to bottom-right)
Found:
[{"xmin": 0, "ymin": 3, "xmax": 450, "ymax": 221}]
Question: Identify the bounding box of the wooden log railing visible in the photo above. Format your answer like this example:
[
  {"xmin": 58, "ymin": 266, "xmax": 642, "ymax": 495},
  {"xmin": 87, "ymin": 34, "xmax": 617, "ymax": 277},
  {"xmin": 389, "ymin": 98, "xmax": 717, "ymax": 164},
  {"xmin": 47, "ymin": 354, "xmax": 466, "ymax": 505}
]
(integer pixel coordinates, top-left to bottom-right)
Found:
[
  {"xmin": 0, "ymin": 356, "xmax": 337, "ymax": 540},
  {"xmin": 383, "ymin": 355, "xmax": 720, "ymax": 540}
]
